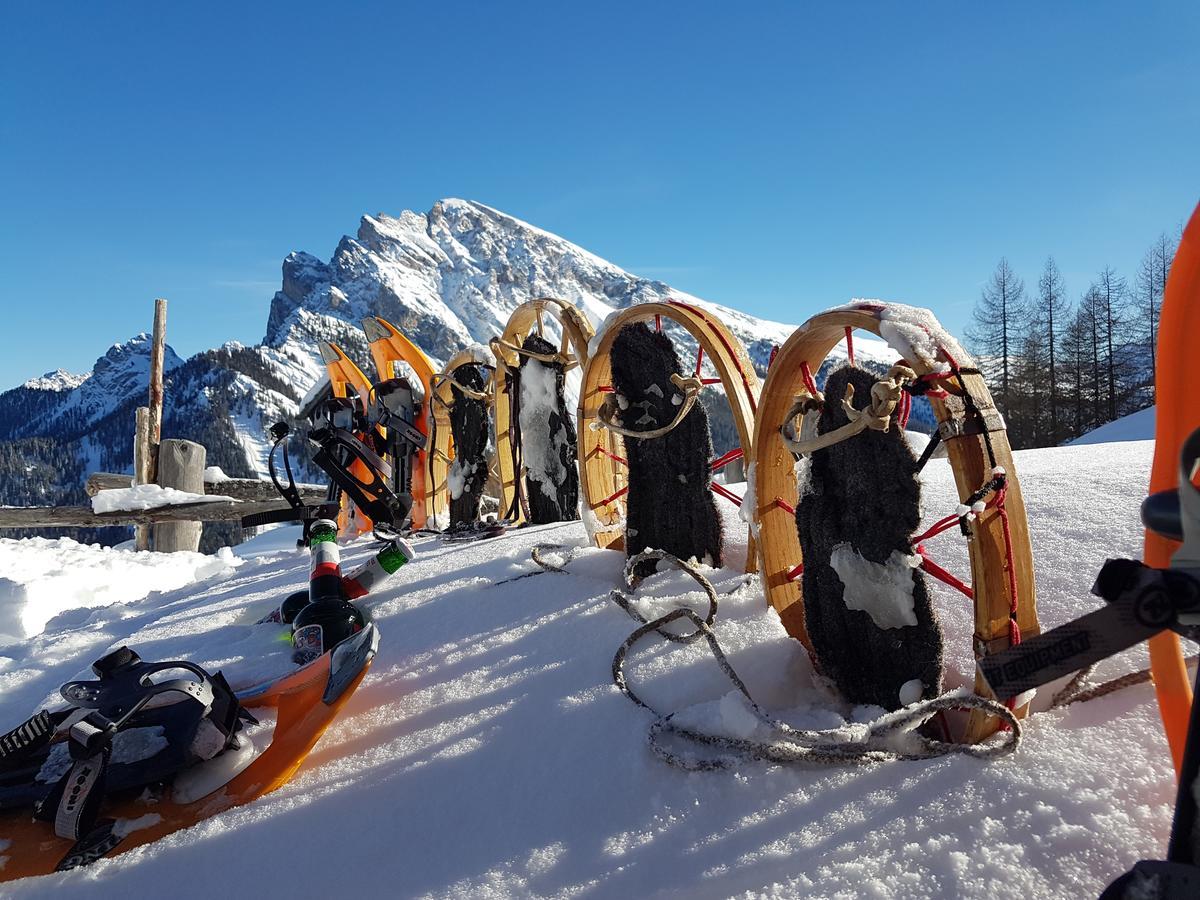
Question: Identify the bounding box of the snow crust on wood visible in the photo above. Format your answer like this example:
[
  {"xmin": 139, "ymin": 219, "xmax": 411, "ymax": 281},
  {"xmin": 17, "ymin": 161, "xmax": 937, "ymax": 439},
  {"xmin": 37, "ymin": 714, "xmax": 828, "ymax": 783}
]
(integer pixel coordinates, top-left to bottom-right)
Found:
[
  {"xmin": 460, "ymin": 343, "xmax": 495, "ymax": 369},
  {"xmin": 298, "ymin": 373, "xmax": 331, "ymax": 411},
  {"xmin": 837, "ymin": 299, "xmax": 974, "ymax": 372},
  {"xmin": 91, "ymin": 484, "xmax": 235, "ymax": 514}
]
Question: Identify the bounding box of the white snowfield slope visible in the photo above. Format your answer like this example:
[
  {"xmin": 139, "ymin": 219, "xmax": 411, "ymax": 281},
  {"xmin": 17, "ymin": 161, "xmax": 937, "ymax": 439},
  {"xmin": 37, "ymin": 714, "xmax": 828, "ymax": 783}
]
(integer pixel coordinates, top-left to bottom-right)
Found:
[
  {"xmin": 1070, "ymin": 406, "xmax": 1156, "ymax": 446},
  {"xmin": 0, "ymin": 438, "xmax": 1177, "ymax": 899}
]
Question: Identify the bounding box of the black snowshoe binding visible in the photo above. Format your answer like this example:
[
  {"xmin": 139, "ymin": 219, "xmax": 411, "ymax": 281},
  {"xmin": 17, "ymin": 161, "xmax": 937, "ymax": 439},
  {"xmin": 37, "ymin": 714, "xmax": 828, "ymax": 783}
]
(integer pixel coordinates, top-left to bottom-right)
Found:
[
  {"xmin": 0, "ymin": 647, "xmax": 250, "ymax": 844},
  {"xmin": 240, "ymin": 421, "xmax": 339, "ymax": 540},
  {"xmin": 307, "ymin": 396, "xmax": 413, "ymax": 536},
  {"xmin": 609, "ymin": 323, "xmax": 722, "ymax": 577},
  {"xmin": 447, "ymin": 362, "xmax": 491, "ymax": 529},
  {"xmin": 795, "ymin": 365, "xmax": 944, "ymax": 711},
  {"xmin": 245, "ymin": 398, "xmax": 413, "ymax": 539},
  {"xmin": 440, "ymin": 518, "xmax": 509, "ymax": 544},
  {"xmin": 506, "ymin": 333, "xmax": 580, "ymax": 525},
  {"xmin": 371, "ymin": 375, "xmax": 428, "ymax": 505}
]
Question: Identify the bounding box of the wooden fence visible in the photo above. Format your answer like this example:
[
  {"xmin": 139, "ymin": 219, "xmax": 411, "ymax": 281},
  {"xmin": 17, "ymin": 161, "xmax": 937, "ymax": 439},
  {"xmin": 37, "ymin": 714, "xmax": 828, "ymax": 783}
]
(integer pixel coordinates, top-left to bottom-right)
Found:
[{"xmin": 0, "ymin": 299, "xmax": 323, "ymax": 551}]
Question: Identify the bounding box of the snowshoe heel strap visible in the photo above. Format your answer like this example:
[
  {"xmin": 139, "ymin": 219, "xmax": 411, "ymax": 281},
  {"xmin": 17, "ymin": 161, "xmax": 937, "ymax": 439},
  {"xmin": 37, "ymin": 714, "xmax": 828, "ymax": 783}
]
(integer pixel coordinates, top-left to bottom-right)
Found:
[
  {"xmin": 47, "ymin": 745, "xmax": 111, "ymax": 840},
  {"xmin": 91, "ymin": 646, "xmax": 141, "ymax": 677}
]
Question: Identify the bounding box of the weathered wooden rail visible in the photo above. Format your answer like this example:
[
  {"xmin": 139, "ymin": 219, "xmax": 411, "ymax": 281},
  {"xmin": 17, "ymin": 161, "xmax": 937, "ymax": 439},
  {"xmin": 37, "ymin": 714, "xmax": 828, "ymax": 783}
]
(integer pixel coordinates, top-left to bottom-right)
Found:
[
  {"xmin": 84, "ymin": 473, "xmax": 326, "ymax": 503},
  {"xmin": 0, "ymin": 476, "xmax": 327, "ymax": 531}
]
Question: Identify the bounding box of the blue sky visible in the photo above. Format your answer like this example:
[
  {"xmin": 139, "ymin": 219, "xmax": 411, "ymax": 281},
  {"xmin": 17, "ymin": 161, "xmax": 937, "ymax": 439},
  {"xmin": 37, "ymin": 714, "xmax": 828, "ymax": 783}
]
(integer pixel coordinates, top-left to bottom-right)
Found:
[{"xmin": 1, "ymin": 2, "xmax": 1196, "ymax": 389}]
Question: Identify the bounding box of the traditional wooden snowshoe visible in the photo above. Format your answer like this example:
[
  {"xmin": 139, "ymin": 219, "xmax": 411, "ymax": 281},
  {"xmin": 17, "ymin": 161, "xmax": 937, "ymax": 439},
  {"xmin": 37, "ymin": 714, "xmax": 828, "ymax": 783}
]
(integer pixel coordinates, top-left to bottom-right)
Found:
[
  {"xmin": 795, "ymin": 365, "xmax": 944, "ymax": 709},
  {"xmin": 428, "ymin": 348, "xmax": 496, "ymax": 531},
  {"xmin": 608, "ymin": 322, "xmax": 722, "ymax": 573},
  {"xmin": 510, "ymin": 333, "xmax": 580, "ymax": 524},
  {"xmin": 491, "ymin": 297, "xmax": 593, "ymax": 526},
  {"xmin": 578, "ymin": 300, "xmax": 761, "ymax": 571},
  {"xmin": 752, "ymin": 301, "xmax": 1039, "ymax": 742}
]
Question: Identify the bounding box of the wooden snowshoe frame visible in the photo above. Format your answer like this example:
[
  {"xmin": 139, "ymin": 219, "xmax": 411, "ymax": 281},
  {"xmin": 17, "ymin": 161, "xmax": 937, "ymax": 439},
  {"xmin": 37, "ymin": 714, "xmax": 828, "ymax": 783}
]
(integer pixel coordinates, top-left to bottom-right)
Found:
[
  {"xmin": 362, "ymin": 316, "xmax": 437, "ymax": 530},
  {"xmin": 318, "ymin": 340, "xmax": 382, "ymax": 537},
  {"xmin": 428, "ymin": 347, "xmax": 497, "ymax": 530},
  {"xmin": 490, "ymin": 298, "xmax": 595, "ymax": 526},
  {"xmin": 750, "ymin": 304, "xmax": 1040, "ymax": 743},
  {"xmin": 578, "ymin": 300, "xmax": 761, "ymax": 571}
]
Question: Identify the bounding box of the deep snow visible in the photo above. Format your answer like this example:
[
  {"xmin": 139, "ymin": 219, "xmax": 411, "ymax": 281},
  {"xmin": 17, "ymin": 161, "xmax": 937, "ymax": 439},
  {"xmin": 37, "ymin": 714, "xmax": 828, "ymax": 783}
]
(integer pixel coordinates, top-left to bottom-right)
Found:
[{"xmin": 0, "ymin": 438, "xmax": 1181, "ymax": 899}]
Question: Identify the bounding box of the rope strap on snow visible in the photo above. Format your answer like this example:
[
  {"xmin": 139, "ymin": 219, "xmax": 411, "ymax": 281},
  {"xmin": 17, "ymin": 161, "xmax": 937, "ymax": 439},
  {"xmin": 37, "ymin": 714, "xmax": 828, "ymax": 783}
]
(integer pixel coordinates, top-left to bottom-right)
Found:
[
  {"xmin": 1050, "ymin": 654, "xmax": 1200, "ymax": 708},
  {"xmin": 593, "ymin": 373, "xmax": 703, "ymax": 440},
  {"xmin": 609, "ymin": 550, "xmax": 1021, "ymax": 770},
  {"xmin": 494, "ymin": 543, "xmax": 586, "ymax": 585}
]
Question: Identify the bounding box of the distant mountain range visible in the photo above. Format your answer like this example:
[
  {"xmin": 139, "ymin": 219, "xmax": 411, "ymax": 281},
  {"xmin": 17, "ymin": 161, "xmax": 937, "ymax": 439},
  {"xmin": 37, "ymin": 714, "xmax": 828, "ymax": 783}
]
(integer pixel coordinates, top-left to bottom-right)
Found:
[{"xmin": 0, "ymin": 199, "xmax": 931, "ymax": 545}]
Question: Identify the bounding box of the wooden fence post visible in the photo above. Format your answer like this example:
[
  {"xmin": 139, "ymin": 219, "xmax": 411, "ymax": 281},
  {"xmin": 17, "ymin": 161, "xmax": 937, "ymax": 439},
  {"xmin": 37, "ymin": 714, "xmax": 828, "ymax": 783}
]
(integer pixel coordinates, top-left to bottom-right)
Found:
[
  {"xmin": 149, "ymin": 298, "xmax": 167, "ymax": 470},
  {"xmin": 134, "ymin": 298, "xmax": 168, "ymax": 551},
  {"xmin": 153, "ymin": 439, "xmax": 205, "ymax": 552},
  {"xmin": 133, "ymin": 406, "xmax": 152, "ymax": 550}
]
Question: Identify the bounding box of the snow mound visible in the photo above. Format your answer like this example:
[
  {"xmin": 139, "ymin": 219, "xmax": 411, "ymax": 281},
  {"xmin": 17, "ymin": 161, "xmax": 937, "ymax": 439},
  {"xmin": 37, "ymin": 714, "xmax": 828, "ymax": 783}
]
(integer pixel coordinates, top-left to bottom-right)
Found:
[
  {"xmin": 0, "ymin": 538, "xmax": 241, "ymax": 645},
  {"xmin": 1070, "ymin": 406, "xmax": 1156, "ymax": 446}
]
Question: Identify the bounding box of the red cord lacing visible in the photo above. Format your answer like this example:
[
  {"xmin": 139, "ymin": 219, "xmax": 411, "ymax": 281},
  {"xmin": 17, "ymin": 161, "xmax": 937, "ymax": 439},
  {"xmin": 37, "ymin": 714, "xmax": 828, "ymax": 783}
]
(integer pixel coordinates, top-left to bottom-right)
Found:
[
  {"xmin": 799, "ymin": 361, "xmax": 819, "ymax": 399},
  {"xmin": 710, "ymin": 481, "xmax": 742, "ymax": 506},
  {"xmin": 710, "ymin": 448, "xmax": 744, "ymax": 472},
  {"xmin": 594, "ymin": 445, "xmax": 627, "ymax": 466}
]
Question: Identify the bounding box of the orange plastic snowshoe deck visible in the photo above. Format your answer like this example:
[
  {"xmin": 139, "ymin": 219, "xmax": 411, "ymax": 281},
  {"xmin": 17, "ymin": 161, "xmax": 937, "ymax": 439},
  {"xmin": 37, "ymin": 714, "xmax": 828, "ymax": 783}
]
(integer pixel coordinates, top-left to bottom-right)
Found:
[
  {"xmin": 362, "ymin": 316, "xmax": 437, "ymax": 530},
  {"xmin": 1147, "ymin": 200, "xmax": 1200, "ymax": 775},
  {"xmin": 318, "ymin": 340, "xmax": 382, "ymax": 538},
  {"xmin": 0, "ymin": 626, "xmax": 377, "ymax": 882}
]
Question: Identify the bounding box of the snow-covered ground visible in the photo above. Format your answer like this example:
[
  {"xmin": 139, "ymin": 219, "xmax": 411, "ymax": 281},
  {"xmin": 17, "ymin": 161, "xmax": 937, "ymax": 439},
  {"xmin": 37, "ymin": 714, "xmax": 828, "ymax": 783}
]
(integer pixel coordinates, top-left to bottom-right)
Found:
[
  {"xmin": 0, "ymin": 539, "xmax": 240, "ymax": 646},
  {"xmin": 1070, "ymin": 406, "xmax": 1155, "ymax": 446},
  {"xmin": 0, "ymin": 438, "xmax": 1179, "ymax": 898}
]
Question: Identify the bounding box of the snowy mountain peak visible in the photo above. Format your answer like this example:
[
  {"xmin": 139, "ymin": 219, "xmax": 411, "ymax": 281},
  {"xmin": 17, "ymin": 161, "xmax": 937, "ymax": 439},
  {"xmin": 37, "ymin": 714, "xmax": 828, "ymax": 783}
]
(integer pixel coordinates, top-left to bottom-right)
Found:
[
  {"xmin": 263, "ymin": 198, "xmax": 795, "ymax": 386},
  {"xmin": 22, "ymin": 369, "xmax": 89, "ymax": 392},
  {"xmin": 75, "ymin": 334, "xmax": 186, "ymax": 424}
]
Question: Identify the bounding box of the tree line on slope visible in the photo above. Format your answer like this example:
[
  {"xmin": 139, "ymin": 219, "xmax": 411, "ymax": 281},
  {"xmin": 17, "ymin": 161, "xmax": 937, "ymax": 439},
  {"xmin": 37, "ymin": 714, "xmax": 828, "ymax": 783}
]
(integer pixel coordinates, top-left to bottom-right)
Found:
[{"xmin": 968, "ymin": 229, "xmax": 1178, "ymax": 450}]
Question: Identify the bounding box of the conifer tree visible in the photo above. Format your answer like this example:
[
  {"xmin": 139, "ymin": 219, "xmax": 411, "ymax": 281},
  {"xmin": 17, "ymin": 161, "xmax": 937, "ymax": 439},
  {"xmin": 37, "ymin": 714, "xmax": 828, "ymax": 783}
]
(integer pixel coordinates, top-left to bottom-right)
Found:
[
  {"xmin": 968, "ymin": 258, "xmax": 1027, "ymax": 414},
  {"xmin": 1134, "ymin": 232, "xmax": 1177, "ymax": 388},
  {"xmin": 1032, "ymin": 257, "xmax": 1069, "ymax": 444},
  {"xmin": 1096, "ymin": 266, "xmax": 1127, "ymax": 422},
  {"xmin": 1059, "ymin": 304, "xmax": 1091, "ymax": 439}
]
